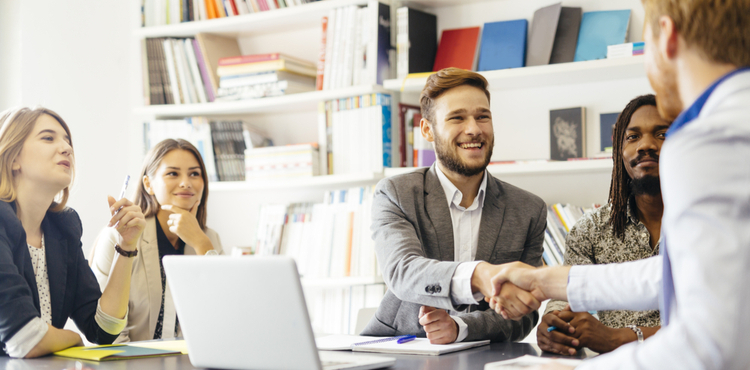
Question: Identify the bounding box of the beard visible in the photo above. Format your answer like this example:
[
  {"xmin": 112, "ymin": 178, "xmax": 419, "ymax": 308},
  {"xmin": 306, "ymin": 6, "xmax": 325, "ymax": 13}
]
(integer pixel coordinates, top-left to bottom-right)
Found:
[
  {"xmin": 647, "ymin": 48, "xmax": 683, "ymax": 121},
  {"xmin": 433, "ymin": 132, "xmax": 494, "ymax": 177},
  {"xmin": 630, "ymin": 175, "xmax": 661, "ymax": 196}
]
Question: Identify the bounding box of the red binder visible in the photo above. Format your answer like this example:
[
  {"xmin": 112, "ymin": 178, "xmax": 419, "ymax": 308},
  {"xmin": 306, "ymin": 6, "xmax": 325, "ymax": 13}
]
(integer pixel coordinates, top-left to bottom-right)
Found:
[{"xmin": 432, "ymin": 27, "xmax": 481, "ymax": 71}]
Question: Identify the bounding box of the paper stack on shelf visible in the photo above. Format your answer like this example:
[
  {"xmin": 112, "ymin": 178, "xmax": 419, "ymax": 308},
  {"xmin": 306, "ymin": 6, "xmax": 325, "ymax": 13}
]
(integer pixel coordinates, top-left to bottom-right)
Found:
[
  {"xmin": 141, "ymin": 0, "xmax": 322, "ymax": 26},
  {"xmin": 244, "ymin": 143, "xmax": 320, "ymax": 180},
  {"xmin": 318, "ymin": 93, "xmax": 392, "ymax": 175},
  {"xmin": 215, "ymin": 53, "xmax": 316, "ymax": 101}
]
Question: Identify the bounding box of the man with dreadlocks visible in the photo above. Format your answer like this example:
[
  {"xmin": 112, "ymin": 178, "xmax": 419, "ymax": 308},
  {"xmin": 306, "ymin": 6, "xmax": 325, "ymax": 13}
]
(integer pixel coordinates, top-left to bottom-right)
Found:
[{"xmin": 536, "ymin": 94, "xmax": 671, "ymax": 356}]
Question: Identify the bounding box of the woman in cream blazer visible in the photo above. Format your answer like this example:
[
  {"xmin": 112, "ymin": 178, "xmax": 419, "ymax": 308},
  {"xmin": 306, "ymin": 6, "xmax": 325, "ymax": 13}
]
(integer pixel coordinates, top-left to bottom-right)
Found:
[{"xmin": 92, "ymin": 139, "xmax": 223, "ymax": 343}]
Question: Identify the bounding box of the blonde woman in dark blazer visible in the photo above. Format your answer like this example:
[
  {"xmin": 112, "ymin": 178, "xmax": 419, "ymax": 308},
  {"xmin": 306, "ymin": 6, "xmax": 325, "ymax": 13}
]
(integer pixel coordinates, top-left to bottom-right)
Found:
[
  {"xmin": 91, "ymin": 139, "xmax": 223, "ymax": 342},
  {"xmin": 0, "ymin": 107, "xmax": 144, "ymax": 357}
]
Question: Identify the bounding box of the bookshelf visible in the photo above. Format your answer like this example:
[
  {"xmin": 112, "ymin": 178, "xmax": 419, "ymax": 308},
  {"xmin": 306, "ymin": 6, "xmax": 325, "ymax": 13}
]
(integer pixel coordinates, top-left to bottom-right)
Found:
[
  {"xmin": 210, "ymin": 171, "xmax": 383, "ymax": 192},
  {"xmin": 135, "ymin": 84, "xmax": 387, "ymax": 117},
  {"xmin": 383, "ymin": 56, "xmax": 646, "ymax": 92},
  {"xmin": 133, "ymin": 0, "xmax": 650, "ymax": 335},
  {"xmin": 134, "ymin": 0, "xmax": 371, "ymax": 38}
]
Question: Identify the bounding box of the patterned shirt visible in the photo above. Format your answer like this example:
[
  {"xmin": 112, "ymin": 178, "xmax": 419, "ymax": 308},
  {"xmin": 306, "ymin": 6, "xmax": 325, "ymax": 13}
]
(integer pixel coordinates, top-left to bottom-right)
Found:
[{"xmin": 545, "ymin": 198, "xmax": 661, "ymax": 328}]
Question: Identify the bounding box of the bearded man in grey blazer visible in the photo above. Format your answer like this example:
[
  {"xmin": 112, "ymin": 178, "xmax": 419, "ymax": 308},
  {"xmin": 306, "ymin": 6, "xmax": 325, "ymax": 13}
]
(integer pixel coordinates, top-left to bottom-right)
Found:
[{"xmin": 361, "ymin": 68, "xmax": 547, "ymax": 344}]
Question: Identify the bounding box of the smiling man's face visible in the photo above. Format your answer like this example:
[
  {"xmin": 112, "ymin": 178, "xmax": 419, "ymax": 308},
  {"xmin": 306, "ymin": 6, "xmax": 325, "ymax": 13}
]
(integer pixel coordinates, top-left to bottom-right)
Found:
[{"xmin": 427, "ymin": 84, "xmax": 494, "ymax": 178}]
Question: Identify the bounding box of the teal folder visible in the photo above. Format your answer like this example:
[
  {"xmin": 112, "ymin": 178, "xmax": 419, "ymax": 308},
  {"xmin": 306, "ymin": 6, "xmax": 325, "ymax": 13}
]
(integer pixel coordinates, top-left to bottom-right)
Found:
[{"xmin": 574, "ymin": 10, "xmax": 631, "ymax": 62}]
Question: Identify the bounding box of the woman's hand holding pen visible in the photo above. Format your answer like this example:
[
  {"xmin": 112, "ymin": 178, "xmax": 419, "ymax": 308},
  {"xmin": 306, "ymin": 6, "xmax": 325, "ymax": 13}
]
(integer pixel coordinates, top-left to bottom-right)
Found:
[
  {"xmin": 161, "ymin": 202, "xmax": 214, "ymax": 255},
  {"xmin": 107, "ymin": 195, "xmax": 146, "ymax": 251}
]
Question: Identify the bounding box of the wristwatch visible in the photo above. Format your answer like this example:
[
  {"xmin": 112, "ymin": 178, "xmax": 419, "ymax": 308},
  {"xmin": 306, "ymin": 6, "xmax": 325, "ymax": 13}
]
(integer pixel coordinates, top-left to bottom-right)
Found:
[
  {"xmin": 204, "ymin": 249, "xmax": 219, "ymax": 256},
  {"xmin": 627, "ymin": 325, "xmax": 644, "ymax": 343}
]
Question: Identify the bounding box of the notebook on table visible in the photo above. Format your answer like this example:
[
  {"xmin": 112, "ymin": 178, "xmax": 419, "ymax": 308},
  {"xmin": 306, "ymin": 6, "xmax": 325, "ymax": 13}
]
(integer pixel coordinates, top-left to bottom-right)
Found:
[
  {"xmin": 163, "ymin": 256, "xmax": 395, "ymax": 370},
  {"xmin": 316, "ymin": 334, "xmax": 490, "ymax": 356}
]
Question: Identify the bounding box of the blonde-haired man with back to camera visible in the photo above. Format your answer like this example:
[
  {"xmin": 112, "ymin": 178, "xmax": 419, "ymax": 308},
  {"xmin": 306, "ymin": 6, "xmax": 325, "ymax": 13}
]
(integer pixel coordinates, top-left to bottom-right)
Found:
[{"xmin": 479, "ymin": 1, "xmax": 750, "ymax": 369}]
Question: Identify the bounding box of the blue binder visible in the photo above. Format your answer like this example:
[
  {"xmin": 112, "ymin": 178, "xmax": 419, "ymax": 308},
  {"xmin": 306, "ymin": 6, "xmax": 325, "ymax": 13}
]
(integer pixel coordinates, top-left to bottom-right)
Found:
[{"xmin": 477, "ymin": 19, "xmax": 528, "ymax": 71}]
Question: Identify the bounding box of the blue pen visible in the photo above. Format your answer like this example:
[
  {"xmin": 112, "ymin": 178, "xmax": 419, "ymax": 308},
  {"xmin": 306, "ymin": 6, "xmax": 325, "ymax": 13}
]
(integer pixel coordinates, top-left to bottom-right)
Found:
[
  {"xmin": 396, "ymin": 335, "xmax": 416, "ymax": 344},
  {"xmin": 547, "ymin": 326, "xmax": 558, "ymax": 332}
]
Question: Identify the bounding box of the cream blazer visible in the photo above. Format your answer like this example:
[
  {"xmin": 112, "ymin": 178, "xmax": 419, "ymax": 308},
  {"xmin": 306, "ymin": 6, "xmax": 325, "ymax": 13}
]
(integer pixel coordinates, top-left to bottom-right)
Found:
[{"xmin": 91, "ymin": 216, "xmax": 223, "ymax": 342}]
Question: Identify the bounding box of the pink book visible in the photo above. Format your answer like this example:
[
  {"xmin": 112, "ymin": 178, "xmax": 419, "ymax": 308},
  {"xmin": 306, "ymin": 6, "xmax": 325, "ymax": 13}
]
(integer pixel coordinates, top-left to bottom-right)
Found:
[
  {"xmin": 192, "ymin": 39, "xmax": 216, "ymax": 102},
  {"xmin": 316, "ymin": 16, "xmax": 328, "ymax": 91}
]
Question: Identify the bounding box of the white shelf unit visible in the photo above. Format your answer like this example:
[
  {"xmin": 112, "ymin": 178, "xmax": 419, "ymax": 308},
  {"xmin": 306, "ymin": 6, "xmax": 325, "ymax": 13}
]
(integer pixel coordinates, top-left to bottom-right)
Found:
[
  {"xmin": 210, "ymin": 172, "xmax": 383, "ymax": 192},
  {"xmin": 133, "ymin": 0, "xmax": 649, "ymax": 335},
  {"xmin": 383, "ymin": 56, "xmax": 646, "ymax": 92},
  {"xmin": 134, "ymin": 84, "xmax": 386, "ymax": 117},
  {"xmin": 134, "ymin": 0, "xmax": 370, "ymax": 38},
  {"xmin": 384, "ymin": 159, "xmax": 613, "ymax": 178}
]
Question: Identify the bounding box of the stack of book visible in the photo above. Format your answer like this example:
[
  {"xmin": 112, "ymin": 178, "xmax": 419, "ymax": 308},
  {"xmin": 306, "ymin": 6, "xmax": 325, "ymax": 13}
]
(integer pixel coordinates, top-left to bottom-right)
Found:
[
  {"xmin": 141, "ymin": 0, "xmax": 321, "ymax": 26},
  {"xmin": 543, "ymin": 203, "xmax": 594, "ymax": 266},
  {"xmin": 244, "ymin": 143, "xmax": 320, "ymax": 180},
  {"xmin": 607, "ymin": 42, "xmax": 645, "ymax": 59},
  {"xmin": 215, "ymin": 53, "xmax": 316, "ymax": 101},
  {"xmin": 395, "ymin": 104, "xmax": 435, "ymax": 168},
  {"xmin": 145, "ymin": 118, "xmax": 271, "ymax": 182},
  {"xmin": 254, "ymin": 186, "xmax": 379, "ymax": 279},
  {"xmin": 317, "ymin": 94, "xmax": 392, "ymax": 175},
  {"xmin": 315, "ymin": 3, "xmax": 391, "ymax": 90}
]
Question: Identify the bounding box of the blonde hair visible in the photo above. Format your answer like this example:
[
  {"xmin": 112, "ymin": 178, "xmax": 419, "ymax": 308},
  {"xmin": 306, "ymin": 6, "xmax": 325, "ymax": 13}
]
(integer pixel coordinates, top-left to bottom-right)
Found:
[
  {"xmin": 133, "ymin": 139, "xmax": 209, "ymax": 229},
  {"xmin": 0, "ymin": 107, "xmax": 74, "ymax": 212},
  {"xmin": 642, "ymin": 0, "xmax": 750, "ymax": 66}
]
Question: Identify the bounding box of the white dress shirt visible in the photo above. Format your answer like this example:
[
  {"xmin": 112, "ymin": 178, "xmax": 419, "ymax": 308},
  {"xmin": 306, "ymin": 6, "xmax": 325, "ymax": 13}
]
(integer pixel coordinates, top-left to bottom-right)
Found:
[
  {"xmin": 435, "ymin": 165, "xmax": 487, "ymax": 342},
  {"xmin": 567, "ymin": 70, "xmax": 750, "ymax": 369}
]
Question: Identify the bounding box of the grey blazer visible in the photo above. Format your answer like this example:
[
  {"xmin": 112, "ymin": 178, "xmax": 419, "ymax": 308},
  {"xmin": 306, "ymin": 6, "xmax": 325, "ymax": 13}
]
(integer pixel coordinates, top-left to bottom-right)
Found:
[{"xmin": 360, "ymin": 165, "xmax": 546, "ymax": 342}]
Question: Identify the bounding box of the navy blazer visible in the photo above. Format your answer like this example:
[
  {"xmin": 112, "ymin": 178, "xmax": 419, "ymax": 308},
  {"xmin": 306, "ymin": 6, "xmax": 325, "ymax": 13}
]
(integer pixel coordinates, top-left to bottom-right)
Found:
[{"xmin": 0, "ymin": 201, "xmax": 118, "ymax": 355}]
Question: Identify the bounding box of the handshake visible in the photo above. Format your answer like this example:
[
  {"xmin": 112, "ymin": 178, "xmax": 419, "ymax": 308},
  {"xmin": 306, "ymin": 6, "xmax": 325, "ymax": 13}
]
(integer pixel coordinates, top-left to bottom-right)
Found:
[{"xmin": 471, "ymin": 261, "xmax": 571, "ymax": 320}]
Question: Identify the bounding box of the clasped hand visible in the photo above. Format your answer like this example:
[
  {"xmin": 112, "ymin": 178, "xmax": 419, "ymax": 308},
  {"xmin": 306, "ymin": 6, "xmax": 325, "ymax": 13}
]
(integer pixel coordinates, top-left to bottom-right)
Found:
[{"xmin": 477, "ymin": 262, "xmax": 547, "ymax": 321}]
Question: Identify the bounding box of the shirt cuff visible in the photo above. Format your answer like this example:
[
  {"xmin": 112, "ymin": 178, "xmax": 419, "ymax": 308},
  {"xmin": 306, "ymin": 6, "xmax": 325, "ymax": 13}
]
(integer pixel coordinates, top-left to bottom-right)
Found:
[
  {"xmin": 450, "ymin": 261, "xmax": 484, "ymax": 306},
  {"xmin": 95, "ymin": 300, "xmax": 128, "ymax": 336},
  {"xmin": 5, "ymin": 317, "xmax": 49, "ymax": 358},
  {"xmin": 451, "ymin": 315, "xmax": 469, "ymax": 342}
]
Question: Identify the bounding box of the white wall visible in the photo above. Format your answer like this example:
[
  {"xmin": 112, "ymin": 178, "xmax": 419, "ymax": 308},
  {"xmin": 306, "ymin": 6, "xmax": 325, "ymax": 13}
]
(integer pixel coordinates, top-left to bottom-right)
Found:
[
  {"xmin": 0, "ymin": 0, "xmax": 22, "ymax": 108},
  {"xmin": 1, "ymin": 0, "xmax": 138, "ymax": 255}
]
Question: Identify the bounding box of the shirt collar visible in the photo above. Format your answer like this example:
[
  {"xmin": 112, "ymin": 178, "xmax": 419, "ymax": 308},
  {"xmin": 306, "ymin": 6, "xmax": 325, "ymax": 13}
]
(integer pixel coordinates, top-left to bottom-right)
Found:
[
  {"xmin": 435, "ymin": 165, "xmax": 488, "ymax": 211},
  {"xmin": 667, "ymin": 66, "xmax": 750, "ymax": 137},
  {"xmin": 626, "ymin": 195, "xmax": 641, "ymax": 225}
]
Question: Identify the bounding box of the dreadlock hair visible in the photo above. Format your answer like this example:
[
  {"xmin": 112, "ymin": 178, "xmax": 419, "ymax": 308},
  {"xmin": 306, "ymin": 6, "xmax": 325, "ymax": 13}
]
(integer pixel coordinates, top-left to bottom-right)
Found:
[{"xmin": 608, "ymin": 94, "xmax": 657, "ymax": 239}]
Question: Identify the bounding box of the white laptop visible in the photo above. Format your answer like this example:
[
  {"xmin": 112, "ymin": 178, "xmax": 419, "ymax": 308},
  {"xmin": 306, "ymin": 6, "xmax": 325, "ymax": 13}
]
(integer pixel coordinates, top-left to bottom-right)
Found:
[{"xmin": 162, "ymin": 255, "xmax": 395, "ymax": 370}]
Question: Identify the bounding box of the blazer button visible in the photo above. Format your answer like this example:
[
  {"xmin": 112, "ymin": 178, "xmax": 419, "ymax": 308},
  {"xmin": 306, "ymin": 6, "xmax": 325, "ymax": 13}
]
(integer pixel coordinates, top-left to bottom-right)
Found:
[
  {"xmin": 425, "ymin": 286, "xmax": 430, "ymax": 293},
  {"xmin": 436, "ymin": 286, "xmax": 442, "ymax": 293}
]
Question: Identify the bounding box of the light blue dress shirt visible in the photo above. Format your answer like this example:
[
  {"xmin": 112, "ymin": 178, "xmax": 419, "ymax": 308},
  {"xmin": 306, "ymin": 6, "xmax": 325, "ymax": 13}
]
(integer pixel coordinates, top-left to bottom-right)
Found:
[{"xmin": 567, "ymin": 68, "xmax": 750, "ymax": 369}]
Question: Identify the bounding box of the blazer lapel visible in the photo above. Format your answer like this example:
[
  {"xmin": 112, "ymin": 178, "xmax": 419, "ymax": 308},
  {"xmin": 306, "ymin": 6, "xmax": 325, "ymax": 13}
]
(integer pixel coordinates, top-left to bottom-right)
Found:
[
  {"xmin": 140, "ymin": 217, "xmax": 162, "ymax": 337},
  {"xmin": 42, "ymin": 218, "xmax": 67, "ymax": 326},
  {"xmin": 475, "ymin": 176, "xmax": 506, "ymax": 262},
  {"xmin": 424, "ymin": 165, "xmax": 455, "ymax": 261}
]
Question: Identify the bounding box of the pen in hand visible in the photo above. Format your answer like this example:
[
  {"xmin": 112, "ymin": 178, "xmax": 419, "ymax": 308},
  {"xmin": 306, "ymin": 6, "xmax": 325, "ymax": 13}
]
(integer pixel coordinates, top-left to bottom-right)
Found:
[{"xmin": 114, "ymin": 175, "xmax": 130, "ymax": 215}]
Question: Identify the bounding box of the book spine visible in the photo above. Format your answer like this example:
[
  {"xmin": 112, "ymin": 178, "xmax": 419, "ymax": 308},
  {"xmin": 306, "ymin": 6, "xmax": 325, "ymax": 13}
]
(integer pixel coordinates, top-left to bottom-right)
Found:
[
  {"xmin": 192, "ymin": 39, "xmax": 215, "ymax": 102},
  {"xmin": 162, "ymin": 39, "xmax": 182, "ymax": 104},
  {"xmin": 316, "ymin": 16, "xmax": 328, "ymax": 91}
]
